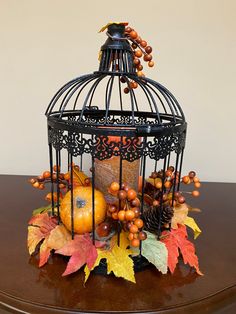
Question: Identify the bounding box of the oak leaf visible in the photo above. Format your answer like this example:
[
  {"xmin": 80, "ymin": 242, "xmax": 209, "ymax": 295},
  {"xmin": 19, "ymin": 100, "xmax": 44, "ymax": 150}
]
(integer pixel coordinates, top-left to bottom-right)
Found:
[
  {"xmin": 55, "ymin": 233, "xmax": 98, "ymax": 276},
  {"xmin": 141, "ymin": 231, "xmax": 168, "ymax": 274},
  {"xmin": 161, "ymin": 225, "xmax": 203, "ymax": 275}
]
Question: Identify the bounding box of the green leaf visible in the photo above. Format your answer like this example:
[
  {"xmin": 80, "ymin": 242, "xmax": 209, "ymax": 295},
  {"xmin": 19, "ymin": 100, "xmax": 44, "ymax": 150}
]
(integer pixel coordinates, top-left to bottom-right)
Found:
[
  {"xmin": 141, "ymin": 231, "xmax": 168, "ymax": 274},
  {"xmin": 32, "ymin": 205, "xmax": 51, "ymax": 216}
]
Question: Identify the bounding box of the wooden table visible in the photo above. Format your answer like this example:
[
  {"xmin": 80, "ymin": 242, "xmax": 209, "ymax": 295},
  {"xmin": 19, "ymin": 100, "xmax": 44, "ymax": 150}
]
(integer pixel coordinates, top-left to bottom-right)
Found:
[{"xmin": 0, "ymin": 175, "xmax": 235, "ymax": 313}]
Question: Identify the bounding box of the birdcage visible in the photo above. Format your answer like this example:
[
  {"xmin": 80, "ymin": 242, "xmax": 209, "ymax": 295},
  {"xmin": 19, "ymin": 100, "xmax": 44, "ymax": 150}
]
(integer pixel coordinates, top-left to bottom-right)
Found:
[{"xmin": 45, "ymin": 23, "xmax": 187, "ymax": 271}]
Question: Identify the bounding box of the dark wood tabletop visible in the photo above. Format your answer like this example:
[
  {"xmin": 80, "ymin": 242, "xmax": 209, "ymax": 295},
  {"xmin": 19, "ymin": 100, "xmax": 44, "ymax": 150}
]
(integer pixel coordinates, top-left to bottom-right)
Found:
[{"xmin": 0, "ymin": 175, "xmax": 235, "ymax": 313}]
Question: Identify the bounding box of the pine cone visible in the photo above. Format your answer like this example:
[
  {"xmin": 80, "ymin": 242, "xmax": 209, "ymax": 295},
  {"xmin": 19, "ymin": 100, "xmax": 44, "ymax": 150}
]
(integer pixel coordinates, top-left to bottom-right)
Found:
[{"xmin": 142, "ymin": 204, "xmax": 174, "ymax": 234}]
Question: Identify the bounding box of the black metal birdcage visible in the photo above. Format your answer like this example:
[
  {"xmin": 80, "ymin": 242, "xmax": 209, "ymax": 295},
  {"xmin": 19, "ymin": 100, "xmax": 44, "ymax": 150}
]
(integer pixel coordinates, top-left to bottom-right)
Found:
[{"xmin": 45, "ymin": 23, "xmax": 187, "ymax": 270}]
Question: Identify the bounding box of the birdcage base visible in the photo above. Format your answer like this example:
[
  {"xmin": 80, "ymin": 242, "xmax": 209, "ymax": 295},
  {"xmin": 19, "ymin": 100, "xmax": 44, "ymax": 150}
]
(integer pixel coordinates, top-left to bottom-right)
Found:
[{"xmin": 93, "ymin": 255, "xmax": 150, "ymax": 276}]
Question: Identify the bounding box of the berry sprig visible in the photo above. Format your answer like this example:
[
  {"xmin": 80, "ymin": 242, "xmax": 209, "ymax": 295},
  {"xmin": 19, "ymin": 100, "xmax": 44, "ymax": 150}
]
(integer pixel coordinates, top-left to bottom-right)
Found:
[
  {"xmin": 107, "ymin": 182, "xmax": 147, "ymax": 247},
  {"xmin": 29, "ymin": 165, "xmax": 67, "ymax": 191},
  {"xmin": 121, "ymin": 24, "xmax": 155, "ymax": 94},
  {"xmin": 29, "ymin": 164, "xmax": 90, "ymax": 202},
  {"xmin": 146, "ymin": 167, "xmax": 201, "ymax": 208}
]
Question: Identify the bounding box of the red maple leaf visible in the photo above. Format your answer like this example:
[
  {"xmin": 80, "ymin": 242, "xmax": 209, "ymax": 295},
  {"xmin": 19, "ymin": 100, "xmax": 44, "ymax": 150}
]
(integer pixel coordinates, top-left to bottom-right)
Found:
[
  {"xmin": 161, "ymin": 225, "xmax": 203, "ymax": 275},
  {"xmin": 55, "ymin": 233, "xmax": 102, "ymax": 276},
  {"xmin": 28, "ymin": 213, "xmax": 58, "ymax": 267}
]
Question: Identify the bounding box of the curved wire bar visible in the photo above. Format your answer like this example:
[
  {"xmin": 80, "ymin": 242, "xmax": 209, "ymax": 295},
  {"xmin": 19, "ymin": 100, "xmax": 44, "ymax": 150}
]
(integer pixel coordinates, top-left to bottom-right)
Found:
[
  {"xmin": 59, "ymin": 75, "xmax": 100, "ymax": 118},
  {"xmin": 46, "ymin": 74, "xmax": 93, "ymax": 115}
]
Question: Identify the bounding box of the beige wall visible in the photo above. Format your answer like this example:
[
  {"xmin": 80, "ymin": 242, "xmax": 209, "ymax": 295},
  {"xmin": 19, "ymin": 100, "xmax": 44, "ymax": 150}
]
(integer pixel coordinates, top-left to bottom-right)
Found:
[{"xmin": 0, "ymin": 0, "xmax": 235, "ymax": 182}]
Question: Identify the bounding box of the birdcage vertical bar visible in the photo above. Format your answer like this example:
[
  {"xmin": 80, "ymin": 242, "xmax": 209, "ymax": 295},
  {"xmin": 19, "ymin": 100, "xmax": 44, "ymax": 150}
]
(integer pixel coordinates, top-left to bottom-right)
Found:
[
  {"xmin": 177, "ymin": 148, "xmax": 185, "ymax": 191},
  {"xmin": 171, "ymin": 153, "xmax": 180, "ymax": 207},
  {"xmin": 117, "ymin": 136, "xmax": 123, "ymax": 247},
  {"xmin": 157, "ymin": 156, "xmax": 167, "ymax": 238},
  {"xmin": 49, "ymin": 142, "xmax": 55, "ymax": 216},
  {"xmin": 70, "ymin": 153, "xmax": 74, "ymax": 239},
  {"xmin": 91, "ymin": 155, "xmax": 95, "ymax": 244},
  {"xmin": 55, "ymin": 149, "xmax": 61, "ymax": 223}
]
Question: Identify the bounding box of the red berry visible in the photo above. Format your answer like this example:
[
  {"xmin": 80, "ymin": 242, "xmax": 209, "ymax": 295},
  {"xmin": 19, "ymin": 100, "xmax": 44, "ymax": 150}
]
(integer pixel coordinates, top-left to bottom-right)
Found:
[
  {"xmin": 96, "ymin": 222, "xmax": 111, "ymax": 238},
  {"xmin": 118, "ymin": 190, "xmax": 127, "ymax": 200},
  {"xmin": 130, "ymin": 30, "xmax": 138, "ymax": 39},
  {"xmin": 131, "ymin": 238, "xmax": 140, "ymax": 247},
  {"xmin": 118, "ymin": 210, "xmax": 126, "ymax": 221},
  {"xmin": 145, "ymin": 46, "xmax": 152, "ymax": 54},
  {"xmin": 110, "ymin": 182, "xmax": 120, "ymax": 192},
  {"xmin": 134, "ymin": 218, "xmax": 144, "ymax": 228},
  {"xmin": 125, "ymin": 210, "xmax": 135, "ymax": 221},
  {"xmin": 143, "ymin": 54, "xmax": 152, "ymax": 62},
  {"xmin": 129, "ymin": 224, "xmax": 139, "ymax": 234},
  {"xmin": 192, "ymin": 190, "xmax": 200, "ymax": 197},
  {"xmin": 138, "ymin": 231, "xmax": 147, "ymax": 240},
  {"xmin": 127, "ymin": 189, "xmax": 137, "ymax": 201},
  {"xmin": 140, "ymin": 40, "xmax": 147, "ymax": 48}
]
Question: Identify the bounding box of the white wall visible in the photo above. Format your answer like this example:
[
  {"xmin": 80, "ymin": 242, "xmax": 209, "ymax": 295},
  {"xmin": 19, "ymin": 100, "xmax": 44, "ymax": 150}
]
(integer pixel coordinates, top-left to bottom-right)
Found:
[{"xmin": 0, "ymin": 0, "xmax": 235, "ymax": 182}]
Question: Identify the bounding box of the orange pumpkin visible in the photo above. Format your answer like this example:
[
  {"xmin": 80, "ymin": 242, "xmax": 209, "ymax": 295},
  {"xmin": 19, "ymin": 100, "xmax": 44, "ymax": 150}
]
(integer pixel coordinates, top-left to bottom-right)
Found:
[{"xmin": 60, "ymin": 186, "xmax": 107, "ymax": 234}]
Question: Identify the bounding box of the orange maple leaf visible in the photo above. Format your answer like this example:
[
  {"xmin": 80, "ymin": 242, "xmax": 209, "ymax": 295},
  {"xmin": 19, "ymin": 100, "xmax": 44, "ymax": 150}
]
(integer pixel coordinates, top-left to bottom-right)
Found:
[{"xmin": 161, "ymin": 225, "xmax": 203, "ymax": 275}]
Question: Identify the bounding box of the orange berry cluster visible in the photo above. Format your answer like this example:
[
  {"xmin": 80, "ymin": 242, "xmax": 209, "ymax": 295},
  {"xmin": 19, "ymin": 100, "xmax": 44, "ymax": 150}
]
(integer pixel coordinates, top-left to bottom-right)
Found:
[
  {"xmin": 29, "ymin": 164, "xmax": 90, "ymax": 203},
  {"xmin": 108, "ymin": 182, "xmax": 147, "ymax": 247},
  {"xmin": 121, "ymin": 24, "xmax": 155, "ymax": 94},
  {"xmin": 147, "ymin": 167, "xmax": 201, "ymax": 208},
  {"xmin": 181, "ymin": 171, "xmax": 201, "ymax": 198},
  {"xmin": 29, "ymin": 165, "xmax": 67, "ymax": 191}
]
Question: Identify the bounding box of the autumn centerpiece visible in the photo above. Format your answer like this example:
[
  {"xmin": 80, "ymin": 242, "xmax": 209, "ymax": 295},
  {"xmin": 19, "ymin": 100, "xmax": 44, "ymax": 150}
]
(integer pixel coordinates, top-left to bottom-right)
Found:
[{"xmin": 28, "ymin": 22, "xmax": 203, "ymax": 284}]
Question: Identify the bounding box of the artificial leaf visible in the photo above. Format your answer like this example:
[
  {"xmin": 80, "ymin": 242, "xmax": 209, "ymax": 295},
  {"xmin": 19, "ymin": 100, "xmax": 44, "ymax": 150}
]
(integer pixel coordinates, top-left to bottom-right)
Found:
[
  {"xmin": 171, "ymin": 203, "xmax": 189, "ymax": 229},
  {"xmin": 184, "ymin": 216, "xmax": 202, "ymax": 239},
  {"xmin": 161, "ymin": 225, "xmax": 203, "ymax": 275},
  {"xmin": 106, "ymin": 245, "xmax": 135, "ymax": 283},
  {"xmin": 141, "ymin": 231, "xmax": 168, "ymax": 274},
  {"xmin": 111, "ymin": 231, "xmax": 130, "ymax": 250},
  {"xmin": 186, "ymin": 204, "xmax": 201, "ymax": 213},
  {"xmin": 39, "ymin": 224, "xmax": 71, "ymax": 267},
  {"xmin": 99, "ymin": 22, "xmax": 128, "ymax": 33},
  {"xmin": 27, "ymin": 213, "xmax": 57, "ymax": 255},
  {"xmin": 73, "ymin": 167, "xmax": 90, "ymax": 186},
  {"xmin": 160, "ymin": 230, "xmax": 179, "ymax": 274},
  {"xmin": 84, "ymin": 244, "xmax": 135, "ymax": 284},
  {"xmin": 84, "ymin": 249, "xmax": 108, "ymax": 283},
  {"xmin": 55, "ymin": 233, "xmax": 97, "ymax": 276},
  {"xmin": 32, "ymin": 205, "xmax": 51, "ymax": 216}
]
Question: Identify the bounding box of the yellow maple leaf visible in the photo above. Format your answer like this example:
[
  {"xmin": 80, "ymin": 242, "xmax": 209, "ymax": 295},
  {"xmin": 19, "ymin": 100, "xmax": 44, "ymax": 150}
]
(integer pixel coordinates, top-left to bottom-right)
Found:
[
  {"xmin": 111, "ymin": 231, "xmax": 130, "ymax": 250},
  {"xmin": 184, "ymin": 216, "xmax": 202, "ymax": 239},
  {"xmin": 84, "ymin": 244, "xmax": 135, "ymax": 284},
  {"xmin": 106, "ymin": 244, "xmax": 135, "ymax": 283},
  {"xmin": 84, "ymin": 249, "xmax": 110, "ymax": 283},
  {"xmin": 98, "ymin": 22, "xmax": 128, "ymax": 33}
]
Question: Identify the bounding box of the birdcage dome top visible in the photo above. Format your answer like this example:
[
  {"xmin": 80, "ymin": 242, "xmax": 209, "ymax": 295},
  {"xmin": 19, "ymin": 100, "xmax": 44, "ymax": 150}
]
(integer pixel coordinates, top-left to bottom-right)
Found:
[{"xmin": 45, "ymin": 24, "xmax": 186, "ymax": 138}]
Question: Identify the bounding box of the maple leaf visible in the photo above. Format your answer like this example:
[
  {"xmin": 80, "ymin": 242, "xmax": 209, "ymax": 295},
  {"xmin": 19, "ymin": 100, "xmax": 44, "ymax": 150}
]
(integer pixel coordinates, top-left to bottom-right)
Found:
[
  {"xmin": 141, "ymin": 231, "xmax": 168, "ymax": 274},
  {"xmin": 110, "ymin": 231, "xmax": 130, "ymax": 250},
  {"xmin": 39, "ymin": 224, "xmax": 71, "ymax": 267},
  {"xmin": 184, "ymin": 216, "xmax": 202, "ymax": 239},
  {"xmin": 27, "ymin": 213, "xmax": 57, "ymax": 255},
  {"xmin": 55, "ymin": 233, "xmax": 98, "ymax": 276},
  {"xmin": 161, "ymin": 225, "xmax": 203, "ymax": 275},
  {"xmin": 84, "ymin": 244, "xmax": 135, "ymax": 284},
  {"xmin": 171, "ymin": 203, "xmax": 189, "ymax": 229}
]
